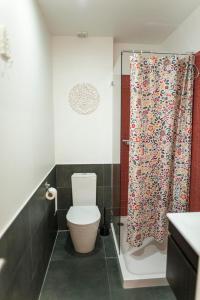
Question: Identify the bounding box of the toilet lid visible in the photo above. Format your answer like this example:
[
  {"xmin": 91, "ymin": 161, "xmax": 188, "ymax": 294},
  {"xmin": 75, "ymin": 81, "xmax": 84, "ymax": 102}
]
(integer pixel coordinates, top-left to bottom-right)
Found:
[{"xmin": 66, "ymin": 206, "xmax": 101, "ymax": 225}]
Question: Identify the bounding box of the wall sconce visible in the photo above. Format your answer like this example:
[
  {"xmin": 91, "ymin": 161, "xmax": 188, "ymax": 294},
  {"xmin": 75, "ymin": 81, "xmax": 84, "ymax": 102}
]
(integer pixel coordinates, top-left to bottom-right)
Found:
[{"xmin": 0, "ymin": 25, "xmax": 11, "ymax": 62}]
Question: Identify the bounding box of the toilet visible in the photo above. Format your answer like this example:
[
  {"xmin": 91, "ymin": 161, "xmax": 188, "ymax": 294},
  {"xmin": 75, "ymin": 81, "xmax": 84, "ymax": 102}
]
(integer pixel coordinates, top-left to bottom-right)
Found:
[{"xmin": 66, "ymin": 173, "xmax": 101, "ymax": 253}]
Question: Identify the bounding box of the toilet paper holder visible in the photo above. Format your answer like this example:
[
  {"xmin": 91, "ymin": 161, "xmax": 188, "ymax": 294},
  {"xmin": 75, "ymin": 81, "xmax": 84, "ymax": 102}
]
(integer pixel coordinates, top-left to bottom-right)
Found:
[
  {"xmin": 45, "ymin": 182, "xmax": 50, "ymax": 191},
  {"xmin": 45, "ymin": 183, "xmax": 57, "ymax": 215}
]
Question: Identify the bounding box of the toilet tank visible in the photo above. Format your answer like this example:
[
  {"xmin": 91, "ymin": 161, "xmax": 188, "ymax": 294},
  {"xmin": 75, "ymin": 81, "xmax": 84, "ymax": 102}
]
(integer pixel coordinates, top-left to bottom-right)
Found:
[{"xmin": 71, "ymin": 173, "xmax": 97, "ymax": 206}]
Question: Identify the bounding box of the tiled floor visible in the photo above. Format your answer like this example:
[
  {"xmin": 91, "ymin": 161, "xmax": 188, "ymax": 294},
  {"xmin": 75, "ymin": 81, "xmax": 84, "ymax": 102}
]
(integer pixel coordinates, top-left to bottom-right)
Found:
[{"xmin": 40, "ymin": 232, "xmax": 176, "ymax": 300}]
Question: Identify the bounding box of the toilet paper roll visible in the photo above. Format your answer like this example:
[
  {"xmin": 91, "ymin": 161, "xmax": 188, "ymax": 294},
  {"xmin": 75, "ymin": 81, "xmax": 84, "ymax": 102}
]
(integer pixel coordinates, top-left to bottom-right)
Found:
[{"xmin": 46, "ymin": 187, "xmax": 57, "ymax": 215}]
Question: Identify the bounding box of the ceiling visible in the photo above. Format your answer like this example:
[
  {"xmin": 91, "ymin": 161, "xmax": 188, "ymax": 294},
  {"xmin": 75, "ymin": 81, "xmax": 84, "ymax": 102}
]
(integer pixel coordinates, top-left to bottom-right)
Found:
[{"xmin": 37, "ymin": 0, "xmax": 200, "ymax": 44}]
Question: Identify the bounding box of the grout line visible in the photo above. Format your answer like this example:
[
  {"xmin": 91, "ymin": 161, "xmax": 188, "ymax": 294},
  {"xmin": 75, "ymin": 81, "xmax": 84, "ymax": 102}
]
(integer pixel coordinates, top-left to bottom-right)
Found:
[
  {"xmin": 104, "ymin": 232, "xmax": 117, "ymax": 260},
  {"xmin": 38, "ymin": 231, "xmax": 58, "ymax": 300},
  {"xmin": 102, "ymin": 237, "xmax": 113, "ymax": 300}
]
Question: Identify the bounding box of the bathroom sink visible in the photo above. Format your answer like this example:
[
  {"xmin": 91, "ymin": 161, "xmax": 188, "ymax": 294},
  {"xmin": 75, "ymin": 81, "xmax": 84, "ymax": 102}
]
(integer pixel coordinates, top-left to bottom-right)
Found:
[
  {"xmin": 167, "ymin": 212, "xmax": 200, "ymax": 256},
  {"xmin": 181, "ymin": 213, "xmax": 200, "ymax": 228}
]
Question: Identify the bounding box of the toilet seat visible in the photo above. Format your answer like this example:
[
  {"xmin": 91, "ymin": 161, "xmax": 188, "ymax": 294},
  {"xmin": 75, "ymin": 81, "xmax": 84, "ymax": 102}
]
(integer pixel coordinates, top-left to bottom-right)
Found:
[{"xmin": 66, "ymin": 206, "xmax": 100, "ymax": 225}]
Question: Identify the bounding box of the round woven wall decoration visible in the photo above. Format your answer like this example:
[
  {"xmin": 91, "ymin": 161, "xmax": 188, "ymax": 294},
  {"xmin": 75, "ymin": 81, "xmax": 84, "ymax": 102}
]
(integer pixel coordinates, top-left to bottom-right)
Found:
[{"xmin": 68, "ymin": 83, "xmax": 100, "ymax": 115}]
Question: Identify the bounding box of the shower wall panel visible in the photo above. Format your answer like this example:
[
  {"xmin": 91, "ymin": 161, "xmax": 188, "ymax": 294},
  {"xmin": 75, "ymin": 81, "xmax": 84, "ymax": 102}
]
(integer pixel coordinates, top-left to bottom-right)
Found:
[{"xmin": 120, "ymin": 75, "xmax": 130, "ymax": 216}]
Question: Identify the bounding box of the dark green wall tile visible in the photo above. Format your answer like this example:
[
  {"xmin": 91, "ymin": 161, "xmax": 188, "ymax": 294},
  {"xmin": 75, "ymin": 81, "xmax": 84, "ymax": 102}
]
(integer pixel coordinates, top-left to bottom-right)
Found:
[
  {"xmin": 57, "ymin": 187, "xmax": 72, "ymax": 209},
  {"xmin": 5, "ymin": 206, "xmax": 30, "ymax": 275},
  {"xmin": 57, "ymin": 209, "xmax": 67, "ymax": 230},
  {"xmin": 28, "ymin": 167, "xmax": 56, "ymax": 236},
  {"xmin": 6, "ymin": 245, "xmax": 32, "ymax": 300},
  {"xmin": 103, "ymin": 186, "xmax": 112, "ymax": 225},
  {"xmin": 103, "ymin": 164, "xmax": 112, "ymax": 186},
  {"xmin": 0, "ymin": 167, "xmax": 57, "ymax": 300}
]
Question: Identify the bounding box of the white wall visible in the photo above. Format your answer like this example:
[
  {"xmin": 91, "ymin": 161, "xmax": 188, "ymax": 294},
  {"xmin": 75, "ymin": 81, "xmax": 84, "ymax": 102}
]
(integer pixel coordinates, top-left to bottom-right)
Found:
[
  {"xmin": 161, "ymin": 4, "xmax": 200, "ymax": 52},
  {"xmin": 112, "ymin": 5, "xmax": 200, "ymax": 163},
  {"xmin": 0, "ymin": 0, "xmax": 54, "ymax": 235},
  {"xmin": 113, "ymin": 7, "xmax": 200, "ymax": 162},
  {"xmin": 53, "ymin": 37, "xmax": 113, "ymax": 164}
]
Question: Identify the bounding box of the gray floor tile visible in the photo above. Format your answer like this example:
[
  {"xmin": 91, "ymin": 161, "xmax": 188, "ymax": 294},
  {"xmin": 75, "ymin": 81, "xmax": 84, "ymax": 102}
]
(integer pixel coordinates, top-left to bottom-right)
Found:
[
  {"xmin": 106, "ymin": 258, "xmax": 176, "ymax": 300},
  {"xmin": 41, "ymin": 231, "xmax": 176, "ymax": 300},
  {"xmin": 103, "ymin": 234, "xmax": 117, "ymax": 258},
  {"xmin": 51, "ymin": 231, "xmax": 71, "ymax": 261},
  {"xmin": 51, "ymin": 231, "xmax": 104, "ymax": 261},
  {"xmin": 40, "ymin": 258, "xmax": 110, "ymax": 300},
  {"xmin": 149, "ymin": 286, "xmax": 177, "ymax": 300}
]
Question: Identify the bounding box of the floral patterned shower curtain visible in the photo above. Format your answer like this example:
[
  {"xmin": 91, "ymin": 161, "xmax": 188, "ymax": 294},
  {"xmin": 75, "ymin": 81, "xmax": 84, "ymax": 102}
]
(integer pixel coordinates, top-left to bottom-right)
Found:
[{"xmin": 127, "ymin": 54, "xmax": 194, "ymax": 247}]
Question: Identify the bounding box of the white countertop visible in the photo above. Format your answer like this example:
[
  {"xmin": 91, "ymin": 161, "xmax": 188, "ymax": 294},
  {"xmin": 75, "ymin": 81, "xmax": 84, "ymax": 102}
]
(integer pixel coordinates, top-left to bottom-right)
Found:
[{"xmin": 167, "ymin": 212, "xmax": 200, "ymax": 256}]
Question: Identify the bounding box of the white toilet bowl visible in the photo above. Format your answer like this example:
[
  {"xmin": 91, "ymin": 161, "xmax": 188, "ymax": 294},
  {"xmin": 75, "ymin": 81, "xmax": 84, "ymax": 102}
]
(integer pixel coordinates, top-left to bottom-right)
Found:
[{"xmin": 66, "ymin": 205, "xmax": 101, "ymax": 253}]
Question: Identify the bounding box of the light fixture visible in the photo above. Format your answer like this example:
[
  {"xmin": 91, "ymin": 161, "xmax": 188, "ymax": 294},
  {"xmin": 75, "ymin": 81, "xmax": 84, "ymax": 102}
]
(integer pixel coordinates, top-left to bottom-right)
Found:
[
  {"xmin": 0, "ymin": 25, "xmax": 11, "ymax": 61},
  {"xmin": 77, "ymin": 31, "xmax": 88, "ymax": 38}
]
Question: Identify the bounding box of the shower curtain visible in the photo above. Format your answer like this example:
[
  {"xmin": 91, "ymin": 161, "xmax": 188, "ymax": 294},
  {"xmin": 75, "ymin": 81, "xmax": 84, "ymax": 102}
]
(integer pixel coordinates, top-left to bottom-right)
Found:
[{"xmin": 127, "ymin": 54, "xmax": 194, "ymax": 247}]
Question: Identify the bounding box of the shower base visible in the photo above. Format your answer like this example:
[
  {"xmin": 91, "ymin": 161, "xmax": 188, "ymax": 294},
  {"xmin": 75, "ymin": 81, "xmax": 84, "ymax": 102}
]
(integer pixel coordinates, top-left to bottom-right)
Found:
[{"xmin": 111, "ymin": 217, "xmax": 168, "ymax": 289}]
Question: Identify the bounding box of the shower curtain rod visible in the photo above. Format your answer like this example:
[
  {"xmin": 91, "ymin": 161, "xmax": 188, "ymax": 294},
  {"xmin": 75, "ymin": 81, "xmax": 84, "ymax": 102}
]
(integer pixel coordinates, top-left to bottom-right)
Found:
[
  {"xmin": 121, "ymin": 50, "xmax": 200, "ymax": 78},
  {"xmin": 122, "ymin": 50, "xmax": 194, "ymax": 56}
]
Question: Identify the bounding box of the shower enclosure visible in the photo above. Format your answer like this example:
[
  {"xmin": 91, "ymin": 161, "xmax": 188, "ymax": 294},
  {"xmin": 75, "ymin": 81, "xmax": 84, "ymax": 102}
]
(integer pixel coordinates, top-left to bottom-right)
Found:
[{"xmin": 111, "ymin": 50, "xmax": 193, "ymax": 288}]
